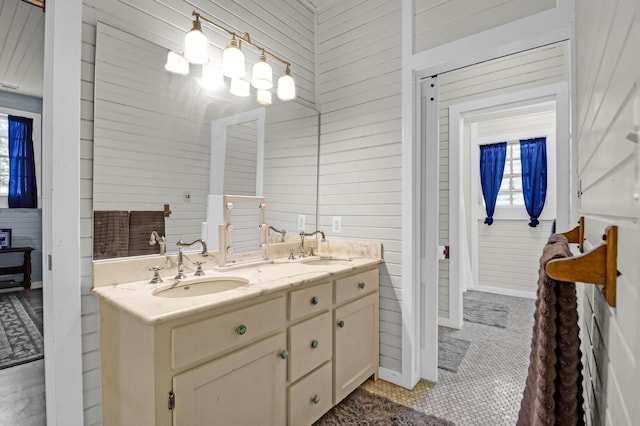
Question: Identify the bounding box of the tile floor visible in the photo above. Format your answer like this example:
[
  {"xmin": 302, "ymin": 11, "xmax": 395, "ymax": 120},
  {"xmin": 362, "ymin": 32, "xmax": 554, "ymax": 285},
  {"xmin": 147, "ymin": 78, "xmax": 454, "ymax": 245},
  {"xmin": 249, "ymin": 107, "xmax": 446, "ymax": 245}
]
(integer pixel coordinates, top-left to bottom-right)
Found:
[{"xmin": 363, "ymin": 291, "xmax": 536, "ymax": 426}]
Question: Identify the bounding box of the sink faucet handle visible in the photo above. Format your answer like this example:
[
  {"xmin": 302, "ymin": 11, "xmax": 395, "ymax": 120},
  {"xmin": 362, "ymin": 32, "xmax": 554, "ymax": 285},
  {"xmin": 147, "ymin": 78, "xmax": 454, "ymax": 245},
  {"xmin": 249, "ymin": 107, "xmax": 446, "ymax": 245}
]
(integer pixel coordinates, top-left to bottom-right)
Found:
[
  {"xmin": 193, "ymin": 260, "xmax": 206, "ymax": 276},
  {"xmin": 288, "ymin": 248, "xmax": 296, "ymax": 260},
  {"xmin": 309, "ymin": 246, "xmax": 315, "ymax": 256},
  {"xmin": 148, "ymin": 266, "xmax": 164, "ymax": 284}
]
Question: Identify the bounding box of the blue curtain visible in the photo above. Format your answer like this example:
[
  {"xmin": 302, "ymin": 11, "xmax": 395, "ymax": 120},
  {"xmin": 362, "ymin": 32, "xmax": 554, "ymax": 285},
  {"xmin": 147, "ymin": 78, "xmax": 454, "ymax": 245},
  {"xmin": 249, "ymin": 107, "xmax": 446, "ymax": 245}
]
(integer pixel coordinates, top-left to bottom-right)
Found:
[
  {"xmin": 520, "ymin": 137, "xmax": 547, "ymax": 227},
  {"xmin": 479, "ymin": 142, "xmax": 507, "ymax": 225},
  {"xmin": 8, "ymin": 115, "xmax": 37, "ymax": 208}
]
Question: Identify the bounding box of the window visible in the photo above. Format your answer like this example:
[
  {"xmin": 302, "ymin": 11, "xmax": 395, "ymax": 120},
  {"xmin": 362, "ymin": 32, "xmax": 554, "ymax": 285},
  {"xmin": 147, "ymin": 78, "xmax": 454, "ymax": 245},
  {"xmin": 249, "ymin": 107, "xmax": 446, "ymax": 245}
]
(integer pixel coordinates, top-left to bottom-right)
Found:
[
  {"xmin": 0, "ymin": 109, "xmax": 42, "ymax": 208},
  {"xmin": 496, "ymin": 141, "xmax": 524, "ymax": 207},
  {"xmin": 0, "ymin": 114, "xmax": 9, "ymax": 195}
]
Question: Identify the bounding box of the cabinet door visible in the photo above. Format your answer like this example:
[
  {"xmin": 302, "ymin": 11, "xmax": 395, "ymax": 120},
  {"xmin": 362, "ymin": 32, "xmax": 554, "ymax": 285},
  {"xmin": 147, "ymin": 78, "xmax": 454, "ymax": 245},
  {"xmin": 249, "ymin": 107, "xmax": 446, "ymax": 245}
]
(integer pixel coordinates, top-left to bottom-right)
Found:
[
  {"xmin": 334, "ymin": 292, "xmax": 379, "ymax": 404},
  {"xmin": 172, "ymin": 333, "xmax": 286, "ymax": 426}
]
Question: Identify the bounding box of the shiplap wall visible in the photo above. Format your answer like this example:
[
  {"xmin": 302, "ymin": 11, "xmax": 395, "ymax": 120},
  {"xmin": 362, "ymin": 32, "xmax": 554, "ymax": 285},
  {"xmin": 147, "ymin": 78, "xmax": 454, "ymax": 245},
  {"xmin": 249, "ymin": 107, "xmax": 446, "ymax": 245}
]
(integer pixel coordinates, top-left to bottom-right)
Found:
[
  {"xmin": 437, "ymin": 41, "xmax": 569, "ymax": 319},
  {"xmin": 81, "ymin": 1, "xmax": 315, "ymax": 423},
  {"xmin": 224, "ymin": 120, "xmax": 258, "ymax": 195},
  {"xmin": 413, "ymin": 0, "xmax": 555, "ymax": 53},
  {"xmin": 316, "ymin": 0, "xmax": 403, "ymax": 372},
  {"xmin": 575, "ymin": 0, "xmax": 639, "ymax": 424},
  {"xmin": 477, "ymin": 221, "xmax": 552, "ymax": 294},
  {"xmin": 263, "ymin": 102, "xmax": 318, "ymax": 234},
  {"xmin": 0, "ymin": 209, "xmax": 42, "ymax": 283},
  {"xmin": 93, "ymin": 24, "xmax": 210, "ymax": 247}
]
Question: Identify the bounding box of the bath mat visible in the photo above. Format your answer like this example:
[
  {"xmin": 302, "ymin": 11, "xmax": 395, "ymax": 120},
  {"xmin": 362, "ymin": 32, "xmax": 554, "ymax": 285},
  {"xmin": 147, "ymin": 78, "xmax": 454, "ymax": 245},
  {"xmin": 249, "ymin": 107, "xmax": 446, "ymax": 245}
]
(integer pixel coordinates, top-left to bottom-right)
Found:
[
  {"xmin": 314, "ymin": 388, "xmax": 455, "ymax": 426},
  {"xmin": 438, "ymin": 334, "xmax": 471, "ymax": 373},
  {"xmin": 463, "ymin": 299, "xmax": 509, "ymax": 328},
  {"xmin": 0, "ymin": 292, "xmax": 44, "ymax": 370}
]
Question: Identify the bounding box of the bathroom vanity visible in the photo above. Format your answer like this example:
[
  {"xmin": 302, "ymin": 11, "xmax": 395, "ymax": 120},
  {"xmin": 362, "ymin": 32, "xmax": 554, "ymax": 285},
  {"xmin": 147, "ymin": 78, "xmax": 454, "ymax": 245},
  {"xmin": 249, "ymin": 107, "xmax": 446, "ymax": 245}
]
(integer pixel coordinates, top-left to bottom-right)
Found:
[{"xmin": 94, "ymin": 244, "xmax": 381, "ymax": 426}]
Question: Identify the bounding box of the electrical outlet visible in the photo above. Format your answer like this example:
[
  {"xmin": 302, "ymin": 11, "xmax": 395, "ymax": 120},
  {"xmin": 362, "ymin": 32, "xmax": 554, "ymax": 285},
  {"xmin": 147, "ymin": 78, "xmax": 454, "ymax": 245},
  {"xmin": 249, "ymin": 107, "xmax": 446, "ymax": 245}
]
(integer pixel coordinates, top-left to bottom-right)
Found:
[
  {"xmin": 297, "ymin": 214, "xmax": 306, "ymax": 230},
  {"xmin": 332, "ymin": 216, "xmax": 341, "ymax": 233},
  {"xmin": 183, "ymin": 191, "xmax": 191, "ymax": 202}
]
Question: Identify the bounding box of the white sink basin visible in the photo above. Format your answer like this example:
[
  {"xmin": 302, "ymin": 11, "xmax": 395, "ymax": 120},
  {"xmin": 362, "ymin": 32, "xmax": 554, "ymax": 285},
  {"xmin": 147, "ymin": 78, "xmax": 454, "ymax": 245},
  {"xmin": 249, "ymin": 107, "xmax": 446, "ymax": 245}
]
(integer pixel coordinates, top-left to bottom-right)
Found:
[{"xmin": 152, "ymin": 277, "xmax": 249, "ymax": 298}]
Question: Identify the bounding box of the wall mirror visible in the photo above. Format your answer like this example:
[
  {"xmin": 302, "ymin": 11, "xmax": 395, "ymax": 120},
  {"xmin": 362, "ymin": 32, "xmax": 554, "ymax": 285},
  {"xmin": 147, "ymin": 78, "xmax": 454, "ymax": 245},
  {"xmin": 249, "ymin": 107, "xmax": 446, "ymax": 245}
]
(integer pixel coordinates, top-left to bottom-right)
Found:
[{"xmin": 92, "ymin": 23, "xmax": 318, "ymax": 260}]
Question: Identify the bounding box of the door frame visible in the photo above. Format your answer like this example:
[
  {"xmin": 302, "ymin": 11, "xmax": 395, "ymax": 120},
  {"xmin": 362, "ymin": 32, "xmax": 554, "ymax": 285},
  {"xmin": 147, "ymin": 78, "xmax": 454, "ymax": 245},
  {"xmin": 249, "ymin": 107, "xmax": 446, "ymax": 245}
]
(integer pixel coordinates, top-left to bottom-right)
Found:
[
  {"xmin": 402, "ymin": 0, "xmax": 574, "ymax": 386},
  {"xmin": 448, "ymin": 84, "xmax": 569, "ymax": 329}
]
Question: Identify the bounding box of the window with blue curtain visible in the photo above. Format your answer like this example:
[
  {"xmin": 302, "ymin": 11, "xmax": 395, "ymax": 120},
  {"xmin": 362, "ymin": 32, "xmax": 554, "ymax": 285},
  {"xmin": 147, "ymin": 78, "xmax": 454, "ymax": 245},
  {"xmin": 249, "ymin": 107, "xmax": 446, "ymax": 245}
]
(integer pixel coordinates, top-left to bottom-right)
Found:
[
  {"xmin": 8, "ymin": 115, "xmax": 37, "ymax": 208},
  {"xmin": 479, "ymin": 142, "xmax": 507, "ymax": 225},
  {"xmin": 520, "ymin": 137, "xmax": 547, "ymax": 227}
]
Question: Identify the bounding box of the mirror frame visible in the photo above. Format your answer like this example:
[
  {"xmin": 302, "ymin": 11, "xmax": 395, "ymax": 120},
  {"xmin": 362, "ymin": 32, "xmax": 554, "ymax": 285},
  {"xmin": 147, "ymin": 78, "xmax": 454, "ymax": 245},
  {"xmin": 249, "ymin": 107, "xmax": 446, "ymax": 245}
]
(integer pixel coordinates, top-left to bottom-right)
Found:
[{"xmin": 219, "ymin": 194, "xmax": 267, "ymax": 265}]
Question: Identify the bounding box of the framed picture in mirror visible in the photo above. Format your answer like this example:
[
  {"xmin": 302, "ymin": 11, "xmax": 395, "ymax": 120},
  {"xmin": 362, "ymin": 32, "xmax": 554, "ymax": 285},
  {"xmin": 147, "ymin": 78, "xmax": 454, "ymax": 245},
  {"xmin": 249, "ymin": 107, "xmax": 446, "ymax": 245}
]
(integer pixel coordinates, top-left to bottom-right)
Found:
[{"xmin": 0, "ymin": 229, "xmax": 12, "ymax": 249}]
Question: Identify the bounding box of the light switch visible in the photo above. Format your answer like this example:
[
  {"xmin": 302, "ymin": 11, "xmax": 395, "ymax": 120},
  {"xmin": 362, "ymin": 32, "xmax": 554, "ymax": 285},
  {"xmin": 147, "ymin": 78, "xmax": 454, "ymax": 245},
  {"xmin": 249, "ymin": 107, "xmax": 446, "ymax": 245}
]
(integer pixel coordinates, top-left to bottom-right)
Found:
[{"xmin": 297, "ymin": 215, "xmax": 306, "ymax": 230}]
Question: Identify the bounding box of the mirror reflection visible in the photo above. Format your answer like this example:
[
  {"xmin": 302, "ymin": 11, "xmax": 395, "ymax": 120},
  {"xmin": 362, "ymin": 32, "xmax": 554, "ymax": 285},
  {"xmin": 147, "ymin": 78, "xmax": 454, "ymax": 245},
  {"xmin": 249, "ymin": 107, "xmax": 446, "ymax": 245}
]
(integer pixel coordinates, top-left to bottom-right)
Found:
[{"xmin": 92, "ymin": 23, "xmax": 318, "ymax": 260}]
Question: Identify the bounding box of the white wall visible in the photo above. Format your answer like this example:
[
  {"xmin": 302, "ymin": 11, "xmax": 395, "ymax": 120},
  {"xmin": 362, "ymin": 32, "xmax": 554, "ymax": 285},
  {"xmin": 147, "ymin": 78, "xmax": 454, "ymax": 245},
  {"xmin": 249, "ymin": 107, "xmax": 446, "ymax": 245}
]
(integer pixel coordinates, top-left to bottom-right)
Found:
[
  {"xmin": 316, "ymin": 0, "xmax": 403, "ymax": 373},
  {"xmin": 413, "ymin": 0, "xmax": 555, "ymax": 53},
  {"xmin": 80, "ymin": 1, "xmax": 315, "ymax": 423},
  {"xmin": 437, "ymin": 41, "xmax": 569, "ymax": 319},
  {"xmin": 575, "ymin": 0, "xmax": 640, "ymax": 424}
]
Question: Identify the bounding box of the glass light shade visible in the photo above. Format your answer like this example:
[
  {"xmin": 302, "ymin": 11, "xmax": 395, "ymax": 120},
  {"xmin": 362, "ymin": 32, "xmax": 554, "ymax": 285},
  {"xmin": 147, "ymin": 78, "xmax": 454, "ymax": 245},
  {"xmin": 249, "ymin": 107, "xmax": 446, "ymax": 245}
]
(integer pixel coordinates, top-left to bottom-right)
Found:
[
  {"xmin": 164, "ymin": 51, "xmax": 190, "ymax": 75},
  {"xmin": 251, "ymin": 57, "xmax": 273, "ymax": 89},
  {"xmin": 256, "ymin": 89, "xmax": 272, "ymax": 105},
  {"xmin": 222, "ymin": 40, "xmax": 246, "ymax": 78},
  {"xmin": 184, "ymin": 26, "xmax": 209, "ymax": 64},
  {"xmin": 200, "ymin": 65, "xmax": 224, "ymax": 89},
  {"xmin": 229, "ymin": 78, "xmax": 250, "ymax": 97},
  {"xmin": 277, "ymin": 73, "xmax": 296, "ymax": 100}
]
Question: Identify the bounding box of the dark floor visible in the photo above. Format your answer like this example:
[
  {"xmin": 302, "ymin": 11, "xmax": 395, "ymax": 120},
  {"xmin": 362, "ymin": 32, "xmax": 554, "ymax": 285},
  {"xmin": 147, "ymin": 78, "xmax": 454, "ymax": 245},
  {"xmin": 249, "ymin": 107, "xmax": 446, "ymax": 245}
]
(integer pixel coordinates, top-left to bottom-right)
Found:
[{"xmin": 0, "ymin": 288, "xmax": 45, "ymax": 426}]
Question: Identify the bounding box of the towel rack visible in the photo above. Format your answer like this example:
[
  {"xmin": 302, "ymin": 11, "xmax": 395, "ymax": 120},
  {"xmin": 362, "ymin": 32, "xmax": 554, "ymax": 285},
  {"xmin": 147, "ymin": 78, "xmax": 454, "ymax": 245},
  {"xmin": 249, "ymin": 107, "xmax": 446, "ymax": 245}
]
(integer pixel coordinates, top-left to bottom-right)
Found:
[
  {"xmin": 546, "ymin": 225, "xmax": 619, "ymax": 307},
  {"xmin": 561, "ymin": 216, "xmax": 585, "ymax": 253}
]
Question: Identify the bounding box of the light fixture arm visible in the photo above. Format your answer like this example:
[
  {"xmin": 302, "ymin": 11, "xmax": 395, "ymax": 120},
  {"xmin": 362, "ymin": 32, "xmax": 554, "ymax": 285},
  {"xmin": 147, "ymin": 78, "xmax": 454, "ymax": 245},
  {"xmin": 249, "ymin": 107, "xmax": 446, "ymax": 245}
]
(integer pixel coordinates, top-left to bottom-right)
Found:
[{"xmin": 192, "ymin": 11, "xmax": 291, "ymax": 70}]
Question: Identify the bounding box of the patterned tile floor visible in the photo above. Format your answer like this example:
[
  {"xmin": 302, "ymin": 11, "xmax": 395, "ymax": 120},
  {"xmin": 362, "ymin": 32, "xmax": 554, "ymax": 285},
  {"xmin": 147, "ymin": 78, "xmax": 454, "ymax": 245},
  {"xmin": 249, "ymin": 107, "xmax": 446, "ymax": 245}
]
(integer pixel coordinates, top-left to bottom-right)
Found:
[{"xmin": 363, "ymin": 291, "xmax": 536, "ymax": 426}]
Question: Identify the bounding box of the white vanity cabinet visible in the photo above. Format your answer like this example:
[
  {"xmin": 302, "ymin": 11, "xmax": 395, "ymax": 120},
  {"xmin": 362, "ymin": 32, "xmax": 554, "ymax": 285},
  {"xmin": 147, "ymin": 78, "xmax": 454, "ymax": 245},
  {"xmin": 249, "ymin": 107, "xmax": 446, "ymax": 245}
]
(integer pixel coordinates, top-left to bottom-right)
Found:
[{"xmin": 98, "ymin": 265, "xmax": 379, "ymax": 426}]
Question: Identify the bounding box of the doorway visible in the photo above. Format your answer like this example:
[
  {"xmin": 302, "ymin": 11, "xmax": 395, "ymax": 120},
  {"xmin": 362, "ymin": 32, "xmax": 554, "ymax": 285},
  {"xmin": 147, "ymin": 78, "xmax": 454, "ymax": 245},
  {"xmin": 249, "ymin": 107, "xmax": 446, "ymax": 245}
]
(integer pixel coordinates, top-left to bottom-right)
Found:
[{"xmin": 418, "ymin": 41, "xmax": 571, "ymax": 378}]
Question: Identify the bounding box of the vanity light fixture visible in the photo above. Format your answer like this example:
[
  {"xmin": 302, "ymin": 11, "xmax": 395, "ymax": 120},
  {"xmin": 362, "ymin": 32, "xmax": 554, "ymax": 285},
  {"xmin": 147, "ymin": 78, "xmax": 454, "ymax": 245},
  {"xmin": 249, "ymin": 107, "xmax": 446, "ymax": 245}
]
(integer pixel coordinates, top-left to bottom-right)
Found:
[
  {"xmin": 164, "ymin": 50, "xmax": 190, "ymax": 75},
  {"xmin": 256, "ymin": 89, "xmax": 272, "ymax": 105},
  {"xmin": 200, "ymin": 65, "xmax": 224, "ymax": 89},
  {"xmin": 167, "ymin": 10, "xmax": 296, "ymax": 103},
  {"xmin": 229, "ymin": 78, "xmax": 251, "ymax": 97}
]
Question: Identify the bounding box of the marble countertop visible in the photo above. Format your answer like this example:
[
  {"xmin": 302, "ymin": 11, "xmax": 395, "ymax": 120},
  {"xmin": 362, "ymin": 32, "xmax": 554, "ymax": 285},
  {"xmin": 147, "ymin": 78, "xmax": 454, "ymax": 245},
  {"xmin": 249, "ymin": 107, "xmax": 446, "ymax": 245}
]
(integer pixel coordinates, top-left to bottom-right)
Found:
[{"xmin": 92, "ymin": 256, "xmax": 382, "ymax": 325}]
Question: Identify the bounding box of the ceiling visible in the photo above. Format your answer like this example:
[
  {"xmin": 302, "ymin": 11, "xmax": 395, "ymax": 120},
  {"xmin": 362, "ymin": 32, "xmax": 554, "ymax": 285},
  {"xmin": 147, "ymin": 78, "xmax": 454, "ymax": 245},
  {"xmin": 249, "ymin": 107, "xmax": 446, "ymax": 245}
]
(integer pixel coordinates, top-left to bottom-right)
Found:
[{"xmin": 0, "ymin": 0, "xmax": 44, "ymax": 98}]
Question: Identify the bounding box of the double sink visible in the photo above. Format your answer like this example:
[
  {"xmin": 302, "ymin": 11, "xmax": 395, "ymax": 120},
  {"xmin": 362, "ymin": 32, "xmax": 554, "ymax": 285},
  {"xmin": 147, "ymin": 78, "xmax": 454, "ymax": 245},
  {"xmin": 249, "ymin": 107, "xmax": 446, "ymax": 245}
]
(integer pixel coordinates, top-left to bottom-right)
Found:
[{"xmin": 152, "ymin": 257, "xmax": 353, "ymax": 299}]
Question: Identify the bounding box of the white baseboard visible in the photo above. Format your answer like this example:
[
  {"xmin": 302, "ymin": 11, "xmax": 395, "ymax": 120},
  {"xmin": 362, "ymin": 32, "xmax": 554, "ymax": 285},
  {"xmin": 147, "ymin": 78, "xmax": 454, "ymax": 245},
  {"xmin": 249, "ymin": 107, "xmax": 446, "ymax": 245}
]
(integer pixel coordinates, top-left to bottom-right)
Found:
[
  {"xmin": 378, "ymin": 367, "xmax": 417, "ymax": 390},
  {"xmin": 473, "ymin": 285, "xmax": 536, "ymax": 299},
  {"xmin": 438, "ymin": 316, "xmax": 462, "ymax": 329},
  {"xmin": 30, "ymin": 281, "xmax": 43, "ymax": 289}
]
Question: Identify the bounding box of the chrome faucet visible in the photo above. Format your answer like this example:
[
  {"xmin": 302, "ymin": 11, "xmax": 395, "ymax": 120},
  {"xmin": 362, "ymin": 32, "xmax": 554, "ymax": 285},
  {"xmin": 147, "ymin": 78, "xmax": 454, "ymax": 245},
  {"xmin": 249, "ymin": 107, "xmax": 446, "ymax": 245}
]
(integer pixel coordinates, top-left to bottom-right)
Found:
[
  {"xmin": 149, "ymin": 231, "xmax": 166, "ymax": 255},
  {"xmin": 299, "ymin": 230, "xmax": 326, "ymax": 258},
  {"xmin": 175, "ymin": 239, "xmax": 208, "ymax": 279}
]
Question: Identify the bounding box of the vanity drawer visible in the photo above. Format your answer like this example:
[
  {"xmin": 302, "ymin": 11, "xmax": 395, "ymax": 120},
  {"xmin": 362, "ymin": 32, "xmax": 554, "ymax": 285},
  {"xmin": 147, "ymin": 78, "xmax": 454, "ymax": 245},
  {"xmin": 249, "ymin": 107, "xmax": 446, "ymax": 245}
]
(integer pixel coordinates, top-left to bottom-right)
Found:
[
  {"xmin": 288, "ymin": 361, "xmax": 332, "ymax": 426},
  {"xmin": 289, "ymin": 281, "xmax": 332, "ymax": 321},
  {"xmin": 288, "ymin": 311, "xmax": 332, "ymax": 383},
  {"xmin": 335, "ymin": 268, "xmax": 379, "ymax": 305},
  {"xmin": 171, "ymin": 297, "xmax": 285, "ymax": 370}
]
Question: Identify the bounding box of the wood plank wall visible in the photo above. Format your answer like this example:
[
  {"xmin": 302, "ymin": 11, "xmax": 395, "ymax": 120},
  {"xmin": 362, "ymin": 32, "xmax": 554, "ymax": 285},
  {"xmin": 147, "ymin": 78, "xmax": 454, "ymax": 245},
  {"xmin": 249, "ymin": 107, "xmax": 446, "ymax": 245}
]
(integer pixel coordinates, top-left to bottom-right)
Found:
[
  {"xmin": 437, "ymin": 41, "xmax": 569, "ymax": 319},
  {"xmin": 413, "ymin": 0, "xmax": 555, "ymax": 53},
  {"xmin": 264, "ymin": 102, "xmax": 319, "ymax": 235},
  {"xmin": 316, "ymin": 0, "xmax": 403, "ymax": 372},
  {"xmin": 575, "ymin": 1, "xmax": 639, "ymax": 424},
  {"xmin": 80, "ymin": 1, "xmax": 315, "ymax": 423}
]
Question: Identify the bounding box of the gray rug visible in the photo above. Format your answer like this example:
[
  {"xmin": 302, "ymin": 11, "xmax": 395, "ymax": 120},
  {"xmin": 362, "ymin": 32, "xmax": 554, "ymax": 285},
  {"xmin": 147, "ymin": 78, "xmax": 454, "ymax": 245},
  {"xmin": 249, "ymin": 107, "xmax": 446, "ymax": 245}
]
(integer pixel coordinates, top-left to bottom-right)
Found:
[
  {"xmin": 463, "ymin": 298, "xmax": 509, "ymax": 328},
  {"xmin": 0, "ymin": 293, "xmax": 44, "ymax": 370},
  {"xmin": 438, "ymin": 334, "xmax": 471, "ymax": 373},
  {"xmin": 314, "ymin": 388, "xmax": 455, "ymax": 425}
]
